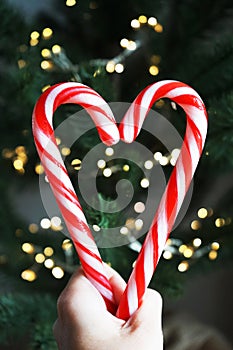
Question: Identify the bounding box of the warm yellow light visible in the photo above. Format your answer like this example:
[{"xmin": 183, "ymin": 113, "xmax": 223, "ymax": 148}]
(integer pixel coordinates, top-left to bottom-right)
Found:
[
  {"xmin": 134, "ymin": 202, "xmax": 145, "ymax": 213},
  {"xmin": 56, "ymin": 137, "xmax": 61, "ymax": 145},
  {"xmin": 18, "ymin": 59, "xmax": 26, "ymax": 69},
  {"xmin": 35, "ymin": 253, "xmax": 45, "ymax": 263},
  {"xmin": 71, "ymin": 158, "xmax": 82, "ymax": 170},
  {"xmin": 191, "ymin": 220, "xmax": 201, "ymax": 230},
  {"xmin": 178, "ymin": 261, "xmax": 189, "ymax": 272},
  {"xmin": 120, "ymin": 38, "xmax": 129, "ymax": 48},
  {"xmin": 13, "ymin": 159, "xmax": 23, "ymax": 170},
  {"xmin": 22, "ymin": 243, "xmax": 35, "ymax": 254},
  {"xmin": 215, "ymin": 218, "xmax": 225, "ymax": 227},
  {"xmin": 28, "ymin": 223, "xmax": 39, "ymax": 234},
  {"xmin": 2, "ymin": 148, "xmax": 14, "ymax": 159},
  {"xmin": 127, "ymin": 41, "xmax": 137, "ymax": 51},
  {"xmin": 140, "ymin": 178, "xmax": 149, "ymax": 188},
  {"xmin": 125, "ymin": 218, "xmax": 135, "ymax": 229},
  {"xmin": 115, "ymin": 63, "xmax": 124, "ymax": 73},
  {"xmin": 149, "ymin": 65, "xmax": 159, "ymax": 76},
  {"xmin": 179, "ymin": 244, "xmax": 187, "ymax": 253},
  {"xmin": 148, "ymin": 17, "xmax": 157, "ymax": 26},
  {"xmin": 21, "ymin": 269, "xmax": 37, "ymax": 282},
  {"xmin": 52, "ymin": 44, "xmax": 61, "ymax": 54},
  {"xmin": 44, "ymin": 258, "xmax": 54, "ymax": 269},
  {"xmin": 106, "ymin": 61, "xmax": 115, "ymax": 73},
  {"xmin": 211, "ymin": 242, "xmax": 220, "ymax": 251},
  {"xmin": 35, "ymin": 164, "xmax": 44, "ymax": 175},
  {"xmin": 61, "ymin": 147, "xmax": 71, "ymax": 156},
  {"xmin": 66, "ymin": 0, "xmax": 76, "ymax": 6},
  {"xmin": 163, "ymin": 250, "xmax": 173, "ymax": 260},
  {"xmin": 123, "ymin": 164, "xmax": 130, "ymax": 172},
  {"xmin": 144, "ymin": 160, "xmax": 153, "ymax": 169},
  {"xmin": 52, "ymin": 266, "xmax": 64, "ymax": 279},
  {"xmin": 105, "ymin": 147, "xmax": 114, "ymax": 156},
  {"xmin": 97, "ymin": 159, "xmax": 106, "ymax": 169},
  {"xmin": 42, "ymin": 85, "xmax": 51, "ymax": 92},
  {"xmin": 193, "ymin": 238, "xmax": 202, "ymax": 248},
  {"xmin": 131, "ymin": 19, "xmax": 140, "ymax": 29},
  {"xmin": 41, "ymin": 60, "xmax": 53, "ymax": 70},
  {"xmin": 138, "ymin": 15, "xmax": 147, "ymax": 24},
  {"xmin": 197, "ymin": 207, "xmax": 208, "ymax": 219},
  {"xmin": 30, "ymin": 39, "xmax": 39, "ymax": 46},
  {"xmin": 44, "ymin": 247, "xmax": 54, "ymax": 257},
  {"xmin": 30, "ymin": 31, "xmax": 40, "ymax": 40},
  {"xmin": 209, "ymin": 250, "xmax": 218, "ymax": 260},
  {"xmin": 40, "ymin": 218, "xmax": 51, "ymax": 229},
  {"xmin": 42, "ymin": 27, "xmax": 53, "ymax": 39},
  {"xmin": 183, "ymin": 247, "xmax": 194, "ymax": 258},
  {"xmin": 103, "ymin": 168, "xmax": 112, "ymax": 177},
  {"xmin": 62, "ymin": 239, "xmax": 73, "ymax": 251},
  {"xmin": 154, "ymin": 23, "xmax": 163, "ymax": 33},
  {"xmin": 41, "ymin": 48, "xmax": 51, "ymax": 58}
]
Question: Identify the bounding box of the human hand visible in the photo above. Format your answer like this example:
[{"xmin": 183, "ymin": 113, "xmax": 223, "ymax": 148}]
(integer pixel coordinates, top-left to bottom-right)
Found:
[{"xmin": 53, "ymin": 265, "xmax": 163, "ymax": 350}]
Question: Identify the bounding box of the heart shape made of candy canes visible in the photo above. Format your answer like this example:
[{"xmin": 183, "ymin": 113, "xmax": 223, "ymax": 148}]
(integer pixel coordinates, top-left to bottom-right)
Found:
[{"xmin": 32, "ymin": 80, "xmax": 208, "ymax": 320}]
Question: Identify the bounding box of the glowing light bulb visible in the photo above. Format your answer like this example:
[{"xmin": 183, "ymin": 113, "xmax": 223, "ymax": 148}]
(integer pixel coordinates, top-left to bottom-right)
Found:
[
  {"xmin": 71, "ymin": 159, "xmax": 82, "ymax": 170},
  {"xmin": 41, "ymin": 48, "xmax": 51, "ymax": 58},
  {"xmin": 115, "ymin": 63, "xmax": 124, "ymax": 73},
  {"xmin": 149, "ymin": 65, "xmax": 159, "ymax": 76},
  {"xmin": 148, "ymin": 17, "xmax": 157, "ymax": 26},
  {"xmin": 52, "ymin": 266, "xmax": 64, "ymax": 279},
  {"xmin": 35, "ymin": 253, "xmax": 45, "ymax": 263},
  {"xmin": 191, "ymin": 220, "xmax": 201, "ymax": 230},
  {"xmin": 52, "ymin": 44, "xmax": 61, "ymax": 54},
  {"xmin": 178, "ymin": 261, "xmax": 189, "ymax": 272},
  {"xmin": 44, "ymin": 258, "xmax": 54, "ymax": 269},
  {"xmin": 30, "ymin": 31, "xmax": 40, "ymax": 40},
  {"xmin": 134, "ymin": 202, "xmax": 145, "ymax": 213},
  {"xmin": 40, "ymin": 218, "xmax": 51, "ymax": 229},
  {"xmin": 131, "ymin": 19, "xmax": 140, "ymax": 29},
  {"xmin": 193, "ymin": 238, "xmax": 202, "ymax": 247},
  {"xmin": 197, "ymin": 207, "xmax": 208, "ymax": 219},
  {"xmin": 21, "ymin": 269, "xmax": 37, "ymax": 282},
  {"xmin": 22, "ymin": 243, "xmax": 35, "ymax": 254},
  {"xmin": 97, "ymin": 159, "xmax": 106, "ymax": 169},
  {"xmin": 35, "ymin": 164, "xmax": 44, "ymax": 175},
  {"xmin": 120, "ymin": 38, "xmax": 129, "ymax": 48},
  {"xmin": 127, "ymin": 41, "xmax": 137, "ymax": 51},
  {"xmin": 140, "ymin": 178, "xmax": 149, "ymax": 188},
  {"xmin": 103, "ymin": 168, "xmax": 112, "ymax": 177},
  {"xmin": 105, "ymin": 147, "xmax": 114, "ymax": 156},
  {"xmin": 144, "ymin": 160, "xmax": 153, "ymax": 169},
  {"xmin": 138, "ymin": 15, "xmax": 147, "ymax": 24},
  {"xmin": 154, "ymin": 152, "xmax": 162, "ymax": 161},
  {"xmin": 163, "ymin": 250, "xmax": 173, "ymax": 260},
  {"xmin": 123, "ymin": 164, "xmax": 130, "ymax": 172},
  {"xmin": 61, "ymin": 147, "xmax": 71, "ymax": 156},
  {"xmin": 66, "ymin": 0, "xmax": 76, "ymax": 6},
  {"xmin": 120, "ymin": 227, "xmax": 129, "ymax": 235},
  {"xmin": 44, "ymin": 247, "xmax": 54, "ymax": 257},
  {"xmin": 42, "ymin": 27, "xmax": 53, "ymax": 39},
  {"xmin": 106, "ymin": 61, "xmax": 115, "ymax": 73}
]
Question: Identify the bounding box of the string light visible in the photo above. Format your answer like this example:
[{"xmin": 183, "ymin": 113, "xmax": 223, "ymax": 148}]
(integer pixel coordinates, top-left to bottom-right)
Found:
[
  {"xmin": 154, "ymin": 23, "xmax": 163, "ymax": 33},
  {"xmin": 149, "ymin": 65, "xmax": 159, "ymax": 76},
  {"xmin": 134, "ymin": 202, "xmax": 145, "ymax": 213},
  {"xmin": 211, "ymin": 242, "xmax": 220, "ymax": 250},
  {"xmin": 52, "ymin": 44, "xmax": 62, "ymax": 54},
  {"xmin": 66, "ymin": 0, "xmax": 76, "ymax": 6},
  {"xmin": 44, "ymin": 247, "xmax": 54, "ymax": 257},
  {"xmin": 135, "ymin": 219, "xmax": 143, "ymax": 230},
  {"xmin": 35, "ymin": 253, "xmax": 45, "ymax": 264},
  {"xmin": 22, "ymin": 243, "xmax": 35, "ymax": 254},
  {"xmin": 191, "ymin": 220, "xmax": 201, "ymax": 230},
  {"xmin": 61, "ymin": 147, "xmax": 71, "ymax": 156},
  {"xmin": 215, "ymin": 218, "xmax": 225, "ymax": 227},
  {"xmin": 127, "ymin": 40, "xmax": 137, "ymax": 51},
  {"xmin": 131, "ymin": 19, "xmax": 140, "ymax": 29},
  {"xmin": 30, "ymin": 39, "xmax": 39, "ymax": 46},
  {"xmin": 120, "ymin": 227, "xmax": 129, "ymax": 235},
  {"xmin": 93, "ymin": 224, "xmax": 101, "ymax": 232},
  {"xmin": 18, "ymin": 59, "xmax": 26, "ymax": 69},
  {"xmin": 163, "ymin": 250, "xmax": 173, "ymax": 260},
  {"xmin": 40, "ymin": 218, "xmax": 51, "ymax": 229},
  {"xmin": 44, "ymin": 258, "xmax": 54, "ymax": 269},
  {"xmin": 144, "ymin": 160, "xmax": 153, "ymax": 169},
  {"xmin": 115, "ymin": 63, "xmax": 124, "ymax": 73},
  {"xmin": 52, "ymin": 266, "xmax": 64, "ymax": 279},
  {"xmin": 41, "ymin": 60, "xmax": 53, "ymax": 70},
  {"xmin": 193, "ymin": 238, "xmax": 202, "ymax": 247},
  {"xmin": 35, "ymin": 164, "xmax": 44, "ymax": 175},
  {"xmin": 120, "ymin": 38, "xmax": 129, "ymax": 48},
  {"xmin": 159, "ymin": 156, "xmax": 169, "ymax": 166},
  {"xmin": 97, "ymin": 159, "xmax": 106, "ymax": 169},
  {"xmin": 154, "ymin": 152, "xmax": 162, "ymax": 161},
  {"xmin": 103, "ymin": 168, "xmax": 112, "ymax": 177},
  {"xmin": 148, "ymin": 17, "xmax": 157, "ymax": 26},
  {"xmin": 138, "ymin": 15, "xmax": 147, "ymax": 24},
  {"xmin": 209, "ymin": 250, "xmax": 218, "ymax": 260},
  {"xmin": 106, "ymin": 61, "xmax": 115, "ymax": 73},
  {"xmin": 105, "ymin": 147, "xmax": 114, "ymax": 156},
  {"xmin": 123, "ymin": 164, "xmax": 130, "ymax": 172},
  {"xmin": 178, "ymin": 261, "xmax": 189, "ymax": 272},
  {"xmin": 28, "ymin": 223, "xmax": 39, "ymax": 234},
  {"xmin": 41, "ymin": 48, "xmax": 51, "ymax": 58},
  {"xmin": 21, "ymin": 269, "xmax": 37, "ymax": 282},
  {"xmin": 140, "ymin": 178, "xmax": 149, "ymax": 188},
  {"xmin": 197, "ymin": 207, "xmax": 208, "ymax": 219},
  {"xmin": 42, "ymin": 28, "xmax": 53, "ymax": 39},
  {"xmin": 62, "ymin": 239, "xmax": 73, "ymax": 250},
  {"xmin": 183, "ymin": 247, "xmax": 194, "ymax": 258},
  {"xmin": 71, "ymin": 158, "xmax": 82, "ymax": 170},
  {"xmin": 30, "ymin": 31, "xmax": 40, "ymax": 40}
]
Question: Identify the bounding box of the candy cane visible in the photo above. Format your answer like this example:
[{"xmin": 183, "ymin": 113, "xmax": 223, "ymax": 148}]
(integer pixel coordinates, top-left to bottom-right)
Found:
[
  {"xmin": 32, "ymin": 82, "xmax": 120, "ymax": 314},
  {"xmin": 32, "ymin": 80, "xmax": 208, "ymax": 321},
  {"xmin": 117, "ymin": 80, "xmax": 208, "ymax": 320}
]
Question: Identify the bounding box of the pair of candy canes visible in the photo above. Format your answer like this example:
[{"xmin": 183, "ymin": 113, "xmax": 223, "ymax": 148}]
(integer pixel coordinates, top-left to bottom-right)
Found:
[{"xmin": 32, "ymin": 80, "xmax": 208, "ymax": 321}]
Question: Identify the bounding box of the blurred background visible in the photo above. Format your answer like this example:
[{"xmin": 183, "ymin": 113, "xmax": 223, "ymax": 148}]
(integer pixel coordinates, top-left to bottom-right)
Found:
[{"xmin": 0, "ymin": 0, "xmax": 233, "ymax": 349}]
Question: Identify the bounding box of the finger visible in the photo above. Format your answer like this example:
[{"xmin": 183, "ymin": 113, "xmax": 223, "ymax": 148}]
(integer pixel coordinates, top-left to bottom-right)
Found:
[
  {"xmin": 103, "ymin": 264, "xmax": 127, "ymax": 305},
  {"xmin": 124, "ymin": 288, "xmax": 163, "ymax": 334}
]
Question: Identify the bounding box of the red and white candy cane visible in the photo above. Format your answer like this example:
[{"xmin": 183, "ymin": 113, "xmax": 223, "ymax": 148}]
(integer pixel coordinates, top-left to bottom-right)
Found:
[
  {"xmin": 32, "ymin": 80, "xmax": 208, "ymax": 321},
  {"xmin": 117, "ymin": 80, "xmax": 208, "ymax": 320},
  {"xmin": 32, "ymin": 82, "xmax": 120, "ymax": 314}
]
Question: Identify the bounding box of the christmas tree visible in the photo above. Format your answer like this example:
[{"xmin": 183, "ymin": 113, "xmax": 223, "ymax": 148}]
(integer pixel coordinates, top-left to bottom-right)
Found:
[{"xmin": 0, "ymin": 0, "xmax": 233, "ymax": 348}]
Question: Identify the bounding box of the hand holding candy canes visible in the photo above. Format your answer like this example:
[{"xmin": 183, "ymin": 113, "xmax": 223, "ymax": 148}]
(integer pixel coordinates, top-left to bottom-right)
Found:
[{"xmin": 32, "ymin": 80, "xmax": 208, "ymax": 321}]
